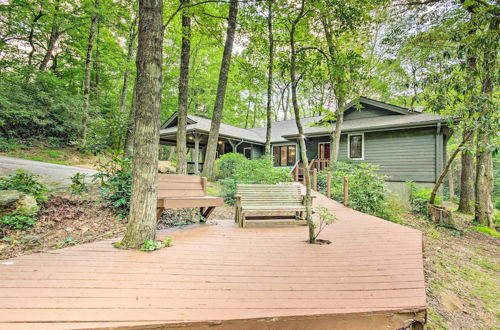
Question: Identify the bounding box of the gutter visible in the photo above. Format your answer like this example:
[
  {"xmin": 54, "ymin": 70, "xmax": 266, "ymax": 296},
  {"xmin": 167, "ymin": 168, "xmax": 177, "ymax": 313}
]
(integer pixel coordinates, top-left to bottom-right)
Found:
[{"xmin": 281, "ymin": 119, "xmax": 448, "ymax": 140}]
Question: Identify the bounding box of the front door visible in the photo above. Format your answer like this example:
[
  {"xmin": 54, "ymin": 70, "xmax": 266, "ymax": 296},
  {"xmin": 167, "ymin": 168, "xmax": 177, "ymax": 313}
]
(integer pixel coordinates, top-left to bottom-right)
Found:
[{"xmin": 318, "ymin": 142, "xmax": 331, "ymax": 159}]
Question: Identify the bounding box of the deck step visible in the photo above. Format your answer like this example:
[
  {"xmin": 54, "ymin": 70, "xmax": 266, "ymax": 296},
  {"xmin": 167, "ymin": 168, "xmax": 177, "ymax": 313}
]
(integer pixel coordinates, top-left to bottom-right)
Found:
[{"xmin": 244, "ymin": 219, "xmax": 307, "ymax": 227}]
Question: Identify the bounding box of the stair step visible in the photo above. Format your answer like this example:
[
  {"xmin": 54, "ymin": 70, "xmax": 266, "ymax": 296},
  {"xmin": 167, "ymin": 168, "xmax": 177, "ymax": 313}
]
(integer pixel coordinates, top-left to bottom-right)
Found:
[{"xmin": 244, "ymin": 219, "xmax": 307, "ymax": 227}]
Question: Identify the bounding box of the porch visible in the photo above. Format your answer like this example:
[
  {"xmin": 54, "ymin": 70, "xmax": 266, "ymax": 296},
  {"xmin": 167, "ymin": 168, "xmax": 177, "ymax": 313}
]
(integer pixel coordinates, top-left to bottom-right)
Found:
[
  {"xmin": 160, "ymin": 133, "xmax": 262, "ymax": 174},
  {"xmin": 0, "ymin": 189, "xmax": 426, "ymax": 329}
]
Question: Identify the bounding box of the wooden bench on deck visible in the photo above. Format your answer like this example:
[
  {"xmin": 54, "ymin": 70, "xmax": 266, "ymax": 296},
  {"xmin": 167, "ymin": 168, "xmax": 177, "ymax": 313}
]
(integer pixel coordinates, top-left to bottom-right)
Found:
[
  {"xmin": 157, "ymin": 174, "xmax": 224, "ymax": 221},
  {"xmin": 235, "ymin": 183, "xmax": 307, "ymax": 227}
]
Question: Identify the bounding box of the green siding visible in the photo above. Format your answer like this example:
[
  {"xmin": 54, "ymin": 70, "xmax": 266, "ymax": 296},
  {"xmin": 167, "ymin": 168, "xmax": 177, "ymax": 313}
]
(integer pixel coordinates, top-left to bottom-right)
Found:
[
  {"xmin": 344, "ymin": 105, "xmax": 398, "ymax": 120},
  {"xmin": 337, "ymin": 128, "xmax": 438, "ymax": 182}
]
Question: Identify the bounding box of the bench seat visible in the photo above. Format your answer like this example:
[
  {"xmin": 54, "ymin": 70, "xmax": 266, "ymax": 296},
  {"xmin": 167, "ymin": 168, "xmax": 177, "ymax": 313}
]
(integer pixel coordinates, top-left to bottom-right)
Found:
[
  {"xmin": 235, "ymin": 183, "xmax": 306, "ymax": 227},
  {"xmin": 239, "ymin": 205, "xmax": 306, "ymax": 211},
  {"xmin": 157, "ymin": 175, "xmax": 224, "ymax": 220}
]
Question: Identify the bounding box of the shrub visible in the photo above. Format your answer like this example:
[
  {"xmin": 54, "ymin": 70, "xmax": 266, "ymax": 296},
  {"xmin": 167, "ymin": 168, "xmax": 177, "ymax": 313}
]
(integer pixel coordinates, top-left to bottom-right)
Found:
[
  {"xmin": 93, "ymin": 157, "xmax": 132, "ymax": 220},
  {"xmin": 70, "ymin": 173, "xmax": 89, "ymax": 195},
  {"xmin": 317, "ymin": 162, "xmax": 398, "ymax": 221},
  {"xmin": 217, "ymin": 156, "xmax": 291, "ymax": 204},
  {"xmin": 407, "ymin": 181, "xmax": 441, "ymax": 215},
  {"xmin": 0, "ymin": 208, "xmax": 37, "ymax": 230},
  {"xmin": 214, "ymin": 153, "xmax": 247, "ymax": 180},
  {"xmin": 0, "ymin": 169, "xmax": 47, "ymax": 203}
]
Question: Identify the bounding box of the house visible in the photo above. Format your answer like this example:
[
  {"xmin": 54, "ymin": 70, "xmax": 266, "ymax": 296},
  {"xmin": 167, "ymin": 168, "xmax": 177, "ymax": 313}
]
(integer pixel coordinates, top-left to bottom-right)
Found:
[{"xmin": 159, "ymin": 97, "xmax": 451, "ymax": 194}]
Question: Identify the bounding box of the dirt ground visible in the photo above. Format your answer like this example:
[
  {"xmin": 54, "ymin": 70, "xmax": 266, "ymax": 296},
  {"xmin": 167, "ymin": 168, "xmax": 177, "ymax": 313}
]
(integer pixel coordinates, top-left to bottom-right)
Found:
[
  {"xmin": 398, "ymin": 212, "xmax": 500, "ymax": 329},
  {"xmin": 0, "ymin": 193, "xmax": 233, "ymax": 260}
]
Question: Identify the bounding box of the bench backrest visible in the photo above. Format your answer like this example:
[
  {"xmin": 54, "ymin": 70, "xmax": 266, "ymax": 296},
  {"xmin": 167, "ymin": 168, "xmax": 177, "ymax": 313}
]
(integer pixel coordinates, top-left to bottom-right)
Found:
[
  {"xmin": 237, "ymin": 184, "xmax": 302, "ymax": 206},
  {"xmin": 157, "ymin": 174, "xmax": 207, "ymax": 198}
]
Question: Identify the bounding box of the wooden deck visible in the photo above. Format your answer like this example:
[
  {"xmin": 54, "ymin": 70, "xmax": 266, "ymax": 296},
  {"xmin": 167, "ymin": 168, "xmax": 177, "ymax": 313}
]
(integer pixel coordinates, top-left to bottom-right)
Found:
[{"xmin": 0, "ymin": 190, "xmax": 426, "ymax": 329}]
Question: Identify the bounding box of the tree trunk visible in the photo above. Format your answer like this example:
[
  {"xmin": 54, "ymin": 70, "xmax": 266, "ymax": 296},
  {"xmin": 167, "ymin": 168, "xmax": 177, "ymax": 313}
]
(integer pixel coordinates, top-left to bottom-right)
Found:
[
  {"xmin": 93, "ymin": 21, "xmax": 101, "ymax": 100},
  {"xmin": 473, "ymin": 13, "xmax": 497, "ymax": 228},
  {"xmin": 202, "ymin": 0, "xmax": 239, "ymax": 178},
  {"xmin": 264, "ymin": 0, "xmax": 274, "ymax": 156},
  {"xmin": 458, "ymin": 130, "xmax": 474, "ymax": 213},
  {"xmin": 245, "ymin": 94, "xmax": 251, "ymax": 128},
  {"xmin": 124, "ymin": 84, "xmax": 137, "ymax": 157},
  {"xmin": 448, "ymin": 162, "xmax": 455, "ymax": 202},
  {"xmin": 474, "ymin": 131, "xmax": 494, "ymax": 227},
  {"xmin": 429, "ymin": 130, "xmax": 473, "ymax": 205},
  {"xmin": 119, "ymin": 17, "xmax": 137, "ymax": 116},
  {"xmin": 321, "ymin": 16, "xmax": 344, "ymax": 163},
  {"xmin": 28, "ymin": 11, "xmax": 44, "ymax": 67},
  {"xmin": 330, "ymin": 99, "xmax": 344, "ymax": 162},
  {"xmin": 81, "ymin": 0, "xmax": 100, "ymax": 148},
  {"xmin": 289, "ymin": 0, "xmax": 314, "ymax": 243},
  {"xmin": 119, "ymin": 0, "xmax": 163, "ymax": 248},
  {"xmin": 176, "ymin": 0, "xmax": 191, "ymax": 175},
  {"xmin": 39, "ymin": 24, "xmax": 60, "ymax": 71}
]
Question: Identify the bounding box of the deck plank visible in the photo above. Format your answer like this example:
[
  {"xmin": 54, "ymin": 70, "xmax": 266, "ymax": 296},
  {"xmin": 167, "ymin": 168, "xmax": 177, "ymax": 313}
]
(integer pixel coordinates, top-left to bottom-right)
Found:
[{"xmin": 0, "ymin": 189, "xmax": 425, "ymax": 329}]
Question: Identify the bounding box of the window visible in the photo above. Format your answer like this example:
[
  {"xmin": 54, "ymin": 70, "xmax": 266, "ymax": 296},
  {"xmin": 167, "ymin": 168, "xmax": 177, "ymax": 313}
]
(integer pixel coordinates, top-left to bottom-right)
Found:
[
  {"xmin": 243, "ymin": 147, "xmax": 251, "ymax": 159},
  {"xmin": 272, "ymin": 145, "xmax": 296, "ymax": 166},
  {"xmin": 348, "ymin": 134, "xmax": 364, "ymax": 160}
]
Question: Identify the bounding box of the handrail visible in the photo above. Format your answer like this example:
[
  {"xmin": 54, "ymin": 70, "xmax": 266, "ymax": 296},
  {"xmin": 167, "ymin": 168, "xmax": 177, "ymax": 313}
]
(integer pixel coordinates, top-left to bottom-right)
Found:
[{"xmin": 289, "ymin": 159, "xmax": 301, "ymax": 175}]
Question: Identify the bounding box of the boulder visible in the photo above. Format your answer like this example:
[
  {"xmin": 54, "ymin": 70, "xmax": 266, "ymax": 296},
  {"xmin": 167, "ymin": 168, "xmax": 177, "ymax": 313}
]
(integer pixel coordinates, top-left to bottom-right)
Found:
[
  {"xmin": 158, "ymin": 161, "xmax": 176, "ymax": 174},
  {"xmin": 0, "ymin": 190, "xmax": 38, "ymax": 217}
]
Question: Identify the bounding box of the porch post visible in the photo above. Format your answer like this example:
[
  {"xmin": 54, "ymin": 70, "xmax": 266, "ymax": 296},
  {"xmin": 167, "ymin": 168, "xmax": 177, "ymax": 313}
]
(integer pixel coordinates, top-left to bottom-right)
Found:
[
  {"xmin": 193, "ymin": 133, "xmax": 201, "ymax": 174},
  {"xmin": 228, "ymin": 139, "xmax": 244, "ymax": 153}
]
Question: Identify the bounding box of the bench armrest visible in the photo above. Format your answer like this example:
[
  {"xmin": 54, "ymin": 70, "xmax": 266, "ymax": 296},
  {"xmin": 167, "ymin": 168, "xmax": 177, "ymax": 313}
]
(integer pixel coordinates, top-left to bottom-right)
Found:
[{"xmin": 235, "ymin": 195, "xmax": 241, "ymax": 207}]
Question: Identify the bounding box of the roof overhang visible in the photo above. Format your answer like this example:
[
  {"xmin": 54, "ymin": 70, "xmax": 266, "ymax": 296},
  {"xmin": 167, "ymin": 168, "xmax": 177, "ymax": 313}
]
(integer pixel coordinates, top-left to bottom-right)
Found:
[
  {"xmin": 281, "ymin": 120, "xmax": 450, "ymax": 139},
  {"xmin": 160, "ymin": 128, "xmax": 265, "ymax": 145}
]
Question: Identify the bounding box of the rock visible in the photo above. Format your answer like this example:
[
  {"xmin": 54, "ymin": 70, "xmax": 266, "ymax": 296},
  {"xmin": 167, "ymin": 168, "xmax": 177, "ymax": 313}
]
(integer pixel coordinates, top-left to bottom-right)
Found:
[
  {"xmin": 158, "ymin": 161, "xmax": 175, "ymax": 174},
  {"xmin": 0, "ymin": 190, "xmax": 38, "ymax": 217},
  {"xmin": 440, "ymin": 290, "xmax": 464, "ymax": 312}
]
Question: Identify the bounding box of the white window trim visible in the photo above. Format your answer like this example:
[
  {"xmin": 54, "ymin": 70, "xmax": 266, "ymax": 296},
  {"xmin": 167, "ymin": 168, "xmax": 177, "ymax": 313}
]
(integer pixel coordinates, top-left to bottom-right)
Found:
[{"xmin": 347, "ymin": 133, "xmax": 364, "ymax": 160}]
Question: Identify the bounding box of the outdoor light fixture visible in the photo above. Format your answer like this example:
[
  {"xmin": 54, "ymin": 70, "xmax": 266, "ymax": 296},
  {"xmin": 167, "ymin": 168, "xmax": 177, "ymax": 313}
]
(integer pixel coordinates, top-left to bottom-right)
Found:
[
  {"xmin": 218, "ymin": 141, "xmax": 223, "ymax": 144},
  {"xmin": 188, "ymin": 136, "xmax": 193, "ymax": 140}
]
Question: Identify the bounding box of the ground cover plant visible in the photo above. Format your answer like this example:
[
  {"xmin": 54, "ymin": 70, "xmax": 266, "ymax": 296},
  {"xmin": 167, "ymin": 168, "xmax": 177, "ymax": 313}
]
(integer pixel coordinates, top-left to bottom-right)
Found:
[{"xmin": 317, "ymin": 162, "xmax": 399, "ymax": 222}]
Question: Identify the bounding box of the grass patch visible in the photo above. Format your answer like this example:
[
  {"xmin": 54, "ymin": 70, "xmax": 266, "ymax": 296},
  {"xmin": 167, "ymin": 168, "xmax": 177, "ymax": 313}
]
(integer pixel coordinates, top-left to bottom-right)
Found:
[
  {"xmin": 1, "ymin": 146, "xmax": 105, "ymax": 168},
  {"xmin": 471, "ymin": 226, "xmax": 500, "ymax": 238}
]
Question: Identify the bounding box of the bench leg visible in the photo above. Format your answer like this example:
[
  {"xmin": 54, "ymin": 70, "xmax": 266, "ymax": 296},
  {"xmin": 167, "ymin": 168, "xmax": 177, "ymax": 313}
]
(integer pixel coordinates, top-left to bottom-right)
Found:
[
  {"xmin": 156, "ymin": 207, "xmax": 164, "ymax": 220},
  {"xmin": 201, "ymin": 207, "xmax": 216, "ymax": 220},
  {"xmin": 241, "ymin": 212, "xmax": 246, "ymax": 228}
]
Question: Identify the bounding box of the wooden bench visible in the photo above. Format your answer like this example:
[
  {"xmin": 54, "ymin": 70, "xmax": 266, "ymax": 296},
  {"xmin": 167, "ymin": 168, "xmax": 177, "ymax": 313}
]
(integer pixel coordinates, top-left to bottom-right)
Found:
[
  {"xmin": 234, "ymin": 183, "xmax": 307, "ymax": 227},
  {"xmin": 157, "ymin": 174, "xmax": 224, "ymax": 221}
]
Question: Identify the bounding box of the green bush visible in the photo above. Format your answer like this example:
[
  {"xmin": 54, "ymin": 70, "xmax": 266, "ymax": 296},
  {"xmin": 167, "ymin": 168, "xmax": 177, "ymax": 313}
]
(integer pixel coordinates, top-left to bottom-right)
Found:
[
  {"xmin": 214, "ymin": 153, "xmax": 247, "ymax": 180},
  {"xmin": 93, "ymin": 157, "xmax": 132, "ymax": 220},
  {"xmin": 407, "ymin": 181, "xmax": 441, "ymax": 215},
  {"xmin": 0, "ymin": 70, "xmax": 80, "ymax": 144},
  {"xmin": 216, "ymin": 155, "xmax": 291, "ymax": 204},
  {"xmin": 317, "ymin": 162, "xmax": 398, "ymax": 221},
  {"xmin": 0, "ymin": 169, "xmax": 47, "ymax": 203},
  {"xmin": 70, "ymin": 173, "xmax": 89, "ymax": 195},
  {"xmin": 0, "ymin": 208, "xmax": 37, "ymax": 230}
]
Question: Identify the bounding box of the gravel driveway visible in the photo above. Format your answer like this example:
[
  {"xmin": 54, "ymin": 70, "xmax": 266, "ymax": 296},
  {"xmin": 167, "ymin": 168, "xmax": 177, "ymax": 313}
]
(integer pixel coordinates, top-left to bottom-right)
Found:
[{"xmin": 0, "ymin": 156, "xmax": 97, "ymax": 187}]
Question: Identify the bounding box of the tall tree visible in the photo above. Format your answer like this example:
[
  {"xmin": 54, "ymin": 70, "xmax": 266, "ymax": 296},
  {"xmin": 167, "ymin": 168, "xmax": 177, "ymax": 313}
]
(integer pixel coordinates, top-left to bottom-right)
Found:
[
  {"xmin": 39, "ymin": 0, "xmax": 62, "ymax": 71},
  {"xmin": 202, "ymin": 0, "xmax": 239, "ymax": 178},
  {"xmin": 458, "ymin": 131, "xmax": 475, "ymax": 213},
  {"xmin": 288, "ymin": 0, "xmax": 314, "ymax": 243},
  {"xmin": 81, "ymin": 0, "xmax": 100, "ymax": 148},
  {"xmin": 264, "ymin": 0, "xmax": 274, "ymax": 156},
  {"xmin": 120, "ymin": 0, "xmax": 164, "ymax": 248},
  {"xmin": 176, "ymin": 0, "xmax": 191, "ymax": 174}
]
